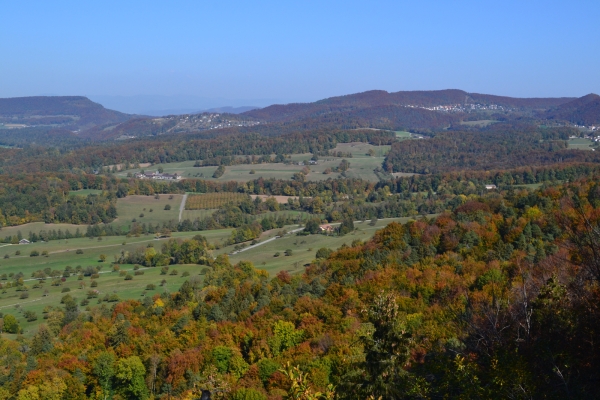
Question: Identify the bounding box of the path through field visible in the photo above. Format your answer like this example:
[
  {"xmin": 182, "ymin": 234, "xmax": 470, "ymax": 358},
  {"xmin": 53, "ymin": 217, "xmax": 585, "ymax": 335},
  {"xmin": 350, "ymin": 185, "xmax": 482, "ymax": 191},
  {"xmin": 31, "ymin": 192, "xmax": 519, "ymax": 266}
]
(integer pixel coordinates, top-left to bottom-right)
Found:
[
  {"xmin": 231, "ymin": 227, "xmax": 305, "ymax": 254},
  {"xmin": 179, "ymin": 194, "xmax": 188, "ymax": 222}
]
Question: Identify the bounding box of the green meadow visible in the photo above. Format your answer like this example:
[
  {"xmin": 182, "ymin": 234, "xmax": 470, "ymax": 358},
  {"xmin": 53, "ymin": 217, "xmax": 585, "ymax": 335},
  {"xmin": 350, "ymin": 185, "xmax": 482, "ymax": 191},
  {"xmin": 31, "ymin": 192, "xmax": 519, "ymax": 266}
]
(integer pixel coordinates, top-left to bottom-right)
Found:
[{"xmin": 116, "ymin": 143, "xmax": 391, "ymax": 183}]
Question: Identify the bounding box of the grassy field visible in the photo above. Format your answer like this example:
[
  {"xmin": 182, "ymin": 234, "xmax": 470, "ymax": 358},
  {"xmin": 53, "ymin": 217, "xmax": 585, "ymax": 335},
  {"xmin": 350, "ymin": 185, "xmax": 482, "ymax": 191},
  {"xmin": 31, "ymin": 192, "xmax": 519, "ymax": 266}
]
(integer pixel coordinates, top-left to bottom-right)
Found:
[
  {"xmin": 0, "ymin": 195, "xmax": 186, "ymax": 242},
  {"xmin": 395, "ymin": 131, "xmax": 412, "ymax": 138},
  {"xmin": 114, "ymin": 194, "xmax": 184, "ymax": 230},
  {"xmin": 116, "ymin": 144, "xmax": 390, "ymax": 183},
  {"xmin": 568, "ymin": 138, "xmax": 595, "ymax": 150},
  {"xmin": 0, "ymin": 229, "xmax": 234, "ymax": 337}
]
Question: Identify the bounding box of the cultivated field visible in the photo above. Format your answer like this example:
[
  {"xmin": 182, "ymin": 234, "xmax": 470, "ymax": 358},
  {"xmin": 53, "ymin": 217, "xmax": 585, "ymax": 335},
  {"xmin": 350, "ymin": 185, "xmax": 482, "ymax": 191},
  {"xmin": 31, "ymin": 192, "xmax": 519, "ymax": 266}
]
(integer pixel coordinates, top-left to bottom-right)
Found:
[{"xmin": 186, "ymin": 193, "xmax": 249, "ymax": 209}]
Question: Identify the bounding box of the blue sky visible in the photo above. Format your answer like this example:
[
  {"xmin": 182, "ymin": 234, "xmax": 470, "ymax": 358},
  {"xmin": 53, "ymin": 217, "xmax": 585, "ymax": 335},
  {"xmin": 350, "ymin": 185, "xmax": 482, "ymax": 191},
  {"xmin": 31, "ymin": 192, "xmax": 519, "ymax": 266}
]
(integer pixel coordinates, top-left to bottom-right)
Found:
[{"xmin": 1, "ymin": 0, "xmax": 599, "ymax": 106}]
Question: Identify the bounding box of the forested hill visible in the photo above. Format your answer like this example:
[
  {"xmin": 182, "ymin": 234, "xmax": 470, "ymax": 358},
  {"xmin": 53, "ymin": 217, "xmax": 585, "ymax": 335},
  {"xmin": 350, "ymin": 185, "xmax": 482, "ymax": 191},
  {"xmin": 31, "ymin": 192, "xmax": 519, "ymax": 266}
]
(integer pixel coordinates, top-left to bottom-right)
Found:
[
  {"xmin": 543, "ymin": 93, "xmax": 600, "ymax": 125},
  {"xmin": 243, "ymin": 89, "xmax": 575, "ymax": 122},
  {"xmin": 0, "ymin": 96, "xmax": 132, "ymax": 130}
]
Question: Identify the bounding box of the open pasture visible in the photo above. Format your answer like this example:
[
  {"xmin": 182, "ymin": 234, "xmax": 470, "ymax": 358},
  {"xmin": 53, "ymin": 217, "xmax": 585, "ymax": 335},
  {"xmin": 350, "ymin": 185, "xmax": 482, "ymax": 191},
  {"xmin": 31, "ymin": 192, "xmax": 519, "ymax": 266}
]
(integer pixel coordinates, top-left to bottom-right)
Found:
[
  {"xmin": 568, "ymin": 138, "xmax": 595, "ymax": 150},
  {"xmin": 0, "ymin": 229, "xmax": 233, "ymax": 335},
  {"xmin": 395, "ymin": 130, "xmax": 412, "ymax": 138},
  {"xmin": 114, "ymin": 194, "xmax": 183, "ymax": 229},
  {"xmin": 117, "ymin": 144, "xmax": 391, "ymax": 183}
]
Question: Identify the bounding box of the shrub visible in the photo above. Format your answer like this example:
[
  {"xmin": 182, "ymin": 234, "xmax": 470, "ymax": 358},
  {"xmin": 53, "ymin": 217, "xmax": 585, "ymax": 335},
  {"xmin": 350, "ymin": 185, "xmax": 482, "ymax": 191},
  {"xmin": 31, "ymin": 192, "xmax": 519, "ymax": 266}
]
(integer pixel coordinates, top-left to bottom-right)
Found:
[
  {"xmin": 15, "ymin": 250, "xmax": 21, "ymax": 256},
  {"xmin": 146, "ymin": 284, "xmax": 156, "ymax": 290},
  {"xmin": 119, "ymin": 271, "xmax": 127, "ymax": 277},
  {"xmin": 134, "ymin": 271, "xmax": 144, "ymax": 276},
  {"xmin": 75, "ymin": 249, "xmax": 83, "ymax": 254},
  {"xmin": 231, "ymin": 388, "xmax": 266, "ymax": 400},
  {"xmin": 182, "ymin": 271, "xmax": 190, "ymax": 277},
  {"xmin": 257, "ymin": 359, "xmax": 280, "ymax": 384},
  {"xmin": 30, "ymin": 250, "xmax": 39, "ymax": 257},
  {"xmin": 124, "ymin": 274, "xmax": 133, "ymax": 280},
  {"xmin": 164, "ymin": 204, "xmax": 171, "ymax": 210},
  {"xmin": 61, "ymin": 287, "xmax": 71, "ymax": 293},
  {"xmin": 284, "ymin": 249, "xmax": 293, "ymax": 256},
  {"xmin": 24, "ymin": 310, "xmax": 37, "ymax": 322},
  {"xmin": 316, "ymin": 247, "xmax": 333, "ymax": 259},
  {"xmin": 19, "ymin": 291, "xmax": 29, "ymax": 299},
  {"xmin": 160, "ymin": 267, "xmax": 169, "ymax": 275},
  {"xmin": 133, "ymin": 265, "xmax": 140, "ymax": 270},
  {"xmin": 3, "ymin": 314, "xmax": 19, "ymax": 333},
  {"xmin": 169, "ymin": 269, "xmax": 179, "ymax": 276},
  {"xmin": 91, "ymin": 280, "xmax": 98, "ymax": 288},
  {"xmin": 3, "ymin": 254, "xmax": 9, "ymax": 259}
]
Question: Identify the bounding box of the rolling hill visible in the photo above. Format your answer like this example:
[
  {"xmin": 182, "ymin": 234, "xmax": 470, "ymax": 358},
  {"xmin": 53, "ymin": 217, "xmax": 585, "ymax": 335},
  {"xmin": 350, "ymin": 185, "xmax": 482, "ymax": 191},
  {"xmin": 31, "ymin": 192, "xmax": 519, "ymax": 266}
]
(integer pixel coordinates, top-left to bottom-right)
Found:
[
  {"xmin": 243, "ymin": 89, "xmax": 575, "ymax": 122},
  {"xmin": 543, "ymin": 93, "xmax": 600, "ymax": 125},
  {"xmin": 0, "ymin": 96, "xmax": 132, "ymax": 131}
]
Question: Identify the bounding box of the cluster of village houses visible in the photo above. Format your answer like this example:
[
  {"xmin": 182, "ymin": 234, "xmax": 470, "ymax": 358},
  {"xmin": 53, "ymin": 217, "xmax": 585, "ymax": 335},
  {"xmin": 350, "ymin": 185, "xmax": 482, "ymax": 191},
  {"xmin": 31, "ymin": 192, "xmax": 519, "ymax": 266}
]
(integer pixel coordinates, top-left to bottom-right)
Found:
[{"xmin": 134, "ymin": 171, "xmax": 182, "ymax": 180}]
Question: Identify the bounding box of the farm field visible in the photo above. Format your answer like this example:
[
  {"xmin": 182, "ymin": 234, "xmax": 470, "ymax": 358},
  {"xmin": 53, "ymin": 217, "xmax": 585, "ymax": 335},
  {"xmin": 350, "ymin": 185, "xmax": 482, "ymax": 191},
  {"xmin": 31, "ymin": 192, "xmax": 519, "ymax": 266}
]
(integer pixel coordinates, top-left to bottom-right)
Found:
[
  {"xmin": 114, "ymin": 194, "xmax": 184, "ymax": 230},
  {"xmin": 0, "ymin": 229, "xmax": 233, "ymax": 336},
  {"xmin": 568, "ymin": 138, "xmax": 595, "ymax": 150},
  {"xmin": 117, "ymin": 144, "xmax": 391, "ymax": 182},
  {"xmin": 185, "ymin": 192, "xmax": 248, "ymax": 209}
]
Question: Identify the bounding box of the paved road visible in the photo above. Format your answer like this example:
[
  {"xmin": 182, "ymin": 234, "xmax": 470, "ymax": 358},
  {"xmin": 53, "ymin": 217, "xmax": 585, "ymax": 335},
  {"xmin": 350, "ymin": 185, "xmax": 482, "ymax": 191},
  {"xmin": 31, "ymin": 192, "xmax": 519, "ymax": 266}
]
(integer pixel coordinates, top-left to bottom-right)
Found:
[{"xmin": 179, "ymin": 194, "xmax": 188, "ymax": 222}]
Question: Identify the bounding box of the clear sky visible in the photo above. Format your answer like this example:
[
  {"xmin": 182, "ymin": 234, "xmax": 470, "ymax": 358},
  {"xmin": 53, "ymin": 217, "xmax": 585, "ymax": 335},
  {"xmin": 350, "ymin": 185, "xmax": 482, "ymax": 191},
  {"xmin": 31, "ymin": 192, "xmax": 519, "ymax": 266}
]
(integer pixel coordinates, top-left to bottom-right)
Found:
[{"xmin": 1, "ymin": 0, "xmax": 599, "ymax": 104}]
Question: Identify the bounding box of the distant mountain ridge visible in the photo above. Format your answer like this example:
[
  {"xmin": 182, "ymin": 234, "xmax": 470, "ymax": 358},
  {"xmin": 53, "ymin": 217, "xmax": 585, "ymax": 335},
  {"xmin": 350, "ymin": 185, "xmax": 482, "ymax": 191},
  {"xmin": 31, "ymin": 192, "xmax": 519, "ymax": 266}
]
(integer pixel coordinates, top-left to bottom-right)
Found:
[
  {"xmin": 243, "ymin": 89, "xmax": 576, "ymax": 122},
  {"xmin": 0, "ymin": 90, "xmax": 596, "ymax": 144},
  {"xmin": 544, "ymin": 93, "xmax": 600, "ymax": 125},
  {"xmin": 0, "ymin": 96, "xmax": 132, "ymax": 130}
]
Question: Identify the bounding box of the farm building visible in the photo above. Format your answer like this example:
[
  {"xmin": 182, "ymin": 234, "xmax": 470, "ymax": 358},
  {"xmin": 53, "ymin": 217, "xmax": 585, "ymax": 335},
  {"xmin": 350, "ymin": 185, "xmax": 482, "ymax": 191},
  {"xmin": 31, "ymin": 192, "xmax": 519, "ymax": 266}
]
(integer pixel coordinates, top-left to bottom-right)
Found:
[
  {"xmin": 319, "ymin": 224, "xmax": 334, "ymax": 233},
  {"xmin": 135, "ymin": 171, "xmax": 182, "ymax": 180},
  {"xmin": 19, "ymin": 239, "xmax": 30, "ymax": 244}
]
